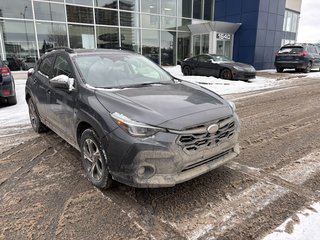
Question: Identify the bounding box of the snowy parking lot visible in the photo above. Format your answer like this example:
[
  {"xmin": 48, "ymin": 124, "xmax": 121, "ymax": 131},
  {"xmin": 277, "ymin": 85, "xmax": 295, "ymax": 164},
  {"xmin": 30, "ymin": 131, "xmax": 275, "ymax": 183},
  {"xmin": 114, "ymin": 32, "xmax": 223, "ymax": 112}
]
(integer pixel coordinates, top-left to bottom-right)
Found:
[{"xmin": 1, "ymin": 69, "xmax": 320, "ymax": 239}]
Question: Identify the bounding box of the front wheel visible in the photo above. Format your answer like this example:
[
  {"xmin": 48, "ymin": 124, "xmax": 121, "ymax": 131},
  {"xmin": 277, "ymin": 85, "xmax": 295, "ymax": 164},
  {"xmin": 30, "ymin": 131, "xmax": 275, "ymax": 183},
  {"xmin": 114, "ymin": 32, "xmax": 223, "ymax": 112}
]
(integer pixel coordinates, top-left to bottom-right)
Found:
[
  {"xmin": 80, "ymin": 129, "xmax": 113, "ymax": 189},
  {"xmin": 220, "ymin": 69, "xmax": 233, "ymax": 80},
  {"xmin": 28, "ymin": 99, "xmax": 47, "ymax": 133}
]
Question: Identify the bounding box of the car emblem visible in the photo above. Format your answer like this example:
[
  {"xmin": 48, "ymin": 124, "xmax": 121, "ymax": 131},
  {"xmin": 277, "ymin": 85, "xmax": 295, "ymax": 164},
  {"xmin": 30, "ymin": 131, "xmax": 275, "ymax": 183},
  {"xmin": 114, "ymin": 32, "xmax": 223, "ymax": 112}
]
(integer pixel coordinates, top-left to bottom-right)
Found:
[{"xmin": 207, "ymin": 124, "xmax": 219, "ymax": 134}]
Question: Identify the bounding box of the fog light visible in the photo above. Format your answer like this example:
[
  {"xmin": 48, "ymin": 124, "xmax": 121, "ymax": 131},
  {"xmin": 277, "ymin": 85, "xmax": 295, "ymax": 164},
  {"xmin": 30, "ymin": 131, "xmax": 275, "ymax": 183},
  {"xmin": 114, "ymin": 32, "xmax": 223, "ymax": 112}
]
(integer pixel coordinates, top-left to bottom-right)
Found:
[
  {"xmin": 136, "ymin": 165, "xmax": 155, "ymax": 179},
  {"xmin": 137, "ymin": 166, "xmax": 145, "ymax": 176}
]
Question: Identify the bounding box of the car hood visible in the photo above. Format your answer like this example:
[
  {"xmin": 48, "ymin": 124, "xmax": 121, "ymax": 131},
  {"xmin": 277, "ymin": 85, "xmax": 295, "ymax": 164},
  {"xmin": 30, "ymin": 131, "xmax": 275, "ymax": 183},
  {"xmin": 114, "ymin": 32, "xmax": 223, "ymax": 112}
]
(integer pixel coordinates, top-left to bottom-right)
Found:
[{"xmin": 95, "ymin": 82, "xmax": 233, "ymax": 130}]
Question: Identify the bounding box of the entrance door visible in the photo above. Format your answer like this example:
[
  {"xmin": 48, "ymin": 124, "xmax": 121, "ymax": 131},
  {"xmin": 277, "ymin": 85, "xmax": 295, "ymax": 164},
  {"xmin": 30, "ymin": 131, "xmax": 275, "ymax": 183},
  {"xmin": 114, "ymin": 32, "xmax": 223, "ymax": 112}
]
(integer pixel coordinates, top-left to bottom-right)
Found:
[{"xmin": 216, "ymin": 40, "xmax": 232, "ymax": 58}]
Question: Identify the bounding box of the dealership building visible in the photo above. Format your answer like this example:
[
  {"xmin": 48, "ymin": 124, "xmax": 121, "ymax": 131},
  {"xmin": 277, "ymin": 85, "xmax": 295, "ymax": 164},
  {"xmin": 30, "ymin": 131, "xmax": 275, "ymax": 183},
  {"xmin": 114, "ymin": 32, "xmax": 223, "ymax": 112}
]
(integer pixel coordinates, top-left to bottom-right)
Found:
[{"xmin": 0, "ymin": 0, "xmax": 301, "ymax": 70}]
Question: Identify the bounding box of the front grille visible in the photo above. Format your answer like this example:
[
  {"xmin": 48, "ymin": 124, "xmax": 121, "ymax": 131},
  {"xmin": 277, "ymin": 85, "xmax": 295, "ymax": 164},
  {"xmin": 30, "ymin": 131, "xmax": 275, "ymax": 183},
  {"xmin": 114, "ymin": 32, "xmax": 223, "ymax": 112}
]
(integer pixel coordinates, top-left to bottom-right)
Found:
[
  {"xmin": 177, "ymin": 117, "xmax": 235, "ymax": 154},
  {"xmin": 182, "ymin": 149, "xmax": 232, "ymax": 172}
]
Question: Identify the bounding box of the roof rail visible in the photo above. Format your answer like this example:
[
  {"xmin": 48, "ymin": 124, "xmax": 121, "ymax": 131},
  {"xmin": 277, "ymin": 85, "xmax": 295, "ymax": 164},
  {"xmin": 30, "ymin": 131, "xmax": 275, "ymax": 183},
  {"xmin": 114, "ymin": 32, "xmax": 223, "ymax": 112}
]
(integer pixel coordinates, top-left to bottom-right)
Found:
[{"xmin": 46, "ymin": 47, "xmax": 75, "ymax": 53}]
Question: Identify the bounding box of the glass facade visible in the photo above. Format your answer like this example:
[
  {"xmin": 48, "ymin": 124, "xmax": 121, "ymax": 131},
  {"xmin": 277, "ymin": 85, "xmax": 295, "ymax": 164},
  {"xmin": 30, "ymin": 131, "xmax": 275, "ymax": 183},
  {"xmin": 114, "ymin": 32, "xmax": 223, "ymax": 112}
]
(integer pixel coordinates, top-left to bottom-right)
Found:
[{"xmin": 0, "ymin": 0, "xmax": 216, "ymax": 67}]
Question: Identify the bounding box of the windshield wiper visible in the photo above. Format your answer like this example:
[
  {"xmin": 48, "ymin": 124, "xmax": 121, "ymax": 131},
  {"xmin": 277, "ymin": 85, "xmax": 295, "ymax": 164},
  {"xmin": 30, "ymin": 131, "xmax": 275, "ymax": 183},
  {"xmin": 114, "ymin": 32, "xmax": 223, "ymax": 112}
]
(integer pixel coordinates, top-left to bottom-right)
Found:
[{"xmin": 117, "ymin": 81, "xmax": 173, "ymax": 89}]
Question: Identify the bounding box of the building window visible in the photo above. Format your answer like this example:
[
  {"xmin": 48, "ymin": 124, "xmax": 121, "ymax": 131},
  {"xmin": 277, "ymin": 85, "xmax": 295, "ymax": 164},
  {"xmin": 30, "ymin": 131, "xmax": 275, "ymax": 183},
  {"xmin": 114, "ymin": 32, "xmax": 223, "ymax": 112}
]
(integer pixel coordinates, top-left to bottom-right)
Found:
[
  {"xmin": 66, "ymin": 0, "xmax": 93, "ymax": 6},
  {"xmin": 119, "ymin": 0, "xmax": 139, "ymax": 12},
  {"xmin": 177, "ymin": 0, "xmax": 192, "ymax": 18},
  {"xmin": 142, "ymin": 29, "xmax": 159, "ymax": 64},
  {"xmin": 0, "ymin": 0, "xmax": 33, "ymax": 19},
  {"xmin": 34, "ymin": 2, "xmax": 66, "ymax": 22},
  {"xmin": 177, "ymin": 32, "xmax": 191, "ymax": 62},
  {"xmin": 141, "ymin": 14, "xmax": 159, "ymax": 28},
  {"xmin": 161, "ymin": 31, "xmax": 176, "ymax": 66},
  {"xmin": 94, "ymin": 0, "xmax": 118, "ymax": 9},
  {"xmin": 66, "ymin": 5, "xmax": 94, "ymax": 24},
  {"xmin": 96, "ymin": 26, "xmax": 119, "ymax": 49},
  {"xmin": 141, "ymin": 0, "xmax": 160, "ymax": 14},
  {"xmin": 193, "ymin": 0, "xmax": 202, "ymax": 19},
  {"xmin": 120, "ymin": 28, "xmax": 140, "ymax": 52},
  {"xmin": 95, "ymin": 9, "xmax": 118, "ymax": 25},
  {"xmin": 68, "ymin": 24, "xmax": 95, "ymax": 48},
  {"xmin": 283, "ymin": 10, "xmax": 299, "ymax": 33},
  {"xmin": 161, "ymin": 0, "xmax": 176, "ymax": 16},
  {"xmin": 36, "ymin": 22, "xmax": 68, "ymax": 54},
  {"xmin": 120, "ymin": 11, "xmax": 139, "ymax": 27},
  {"xmin": 203, "ymin": 0, "xmax": 213, "ymax": 20},
  {"xmin": 161, "ymin": 16, "xmax": 176, "ymax": 30}
]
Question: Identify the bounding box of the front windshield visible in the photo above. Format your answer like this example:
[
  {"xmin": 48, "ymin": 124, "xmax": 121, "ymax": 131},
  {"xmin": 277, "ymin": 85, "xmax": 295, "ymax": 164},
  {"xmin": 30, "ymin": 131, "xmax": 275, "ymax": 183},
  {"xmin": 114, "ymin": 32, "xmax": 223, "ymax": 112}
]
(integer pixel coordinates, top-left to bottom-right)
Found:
[
  {"xmin": 73, "ymin": 54, "xmax": 172, "ymax": 88},
  {"xmin": 211, "ymin": 55, "xmax": 232, "ymax": 62}
]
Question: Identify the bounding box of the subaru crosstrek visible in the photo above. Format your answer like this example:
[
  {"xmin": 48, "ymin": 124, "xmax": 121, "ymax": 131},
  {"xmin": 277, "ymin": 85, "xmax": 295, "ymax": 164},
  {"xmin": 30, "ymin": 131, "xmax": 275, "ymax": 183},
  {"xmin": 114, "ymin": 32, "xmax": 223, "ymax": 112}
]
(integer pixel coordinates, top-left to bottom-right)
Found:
[{"xmin": 25, "ymin": 48, "xmax": 240, "ymax": 189}]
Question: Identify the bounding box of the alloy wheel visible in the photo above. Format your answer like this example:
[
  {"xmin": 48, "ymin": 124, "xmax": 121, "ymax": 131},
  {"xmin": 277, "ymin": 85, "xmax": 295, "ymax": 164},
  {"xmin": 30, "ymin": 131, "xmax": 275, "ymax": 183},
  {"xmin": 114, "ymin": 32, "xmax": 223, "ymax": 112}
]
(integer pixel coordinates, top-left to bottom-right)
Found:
[{"xmin": 83, "ymin": 138, "xmax": 103, "ymax": 181}]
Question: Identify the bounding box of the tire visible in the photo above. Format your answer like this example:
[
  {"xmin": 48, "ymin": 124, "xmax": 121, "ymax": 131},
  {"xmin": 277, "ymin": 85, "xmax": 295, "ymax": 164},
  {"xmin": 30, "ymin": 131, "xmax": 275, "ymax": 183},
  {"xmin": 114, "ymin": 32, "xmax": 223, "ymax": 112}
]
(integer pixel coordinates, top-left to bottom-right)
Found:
[
  {"xmin": 182, "ymin": 66, "xmax": 192, "ymax": 76},
  {"xmin": 28, "ymin": 99, "xmax": 47, "ymax": 133},
  {"xmin": 220, "ymin": 69, "xmax": 233, "ymax": 80},
  {"xmin": 276, "ymin": 68, "xmax": 284, "ymax": 73},
  {"xmin": 303, "ymin": 61, "xmax": 312, "ymax": 73},
  {"xmin": 7, "ymin": 95, "xmax": 17, "ymax": 106},
  {"xmin": 80, "ymin": 128, "xmax": 113, "ymax": 189}
]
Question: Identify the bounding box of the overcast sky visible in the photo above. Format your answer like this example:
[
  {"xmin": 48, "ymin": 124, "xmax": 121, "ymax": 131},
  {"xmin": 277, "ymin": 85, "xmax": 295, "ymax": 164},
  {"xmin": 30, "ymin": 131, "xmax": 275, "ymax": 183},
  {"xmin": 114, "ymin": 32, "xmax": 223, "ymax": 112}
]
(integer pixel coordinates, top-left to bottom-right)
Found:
[{"xmin": 297, "ymin": 0, "xmax": 320, "ymax": 43}]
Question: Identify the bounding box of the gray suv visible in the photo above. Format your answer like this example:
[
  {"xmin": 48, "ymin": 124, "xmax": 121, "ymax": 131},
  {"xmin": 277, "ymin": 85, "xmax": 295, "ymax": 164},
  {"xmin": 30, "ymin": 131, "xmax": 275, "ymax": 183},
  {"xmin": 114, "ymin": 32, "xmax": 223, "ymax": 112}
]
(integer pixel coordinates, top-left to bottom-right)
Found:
[
  {"xmin": 26, "ymin": 48, "xmax": 240, "ymax": 189},
  {"xmin": 274, "ymin": 43, "xmax": 320, "ymax": 73}
]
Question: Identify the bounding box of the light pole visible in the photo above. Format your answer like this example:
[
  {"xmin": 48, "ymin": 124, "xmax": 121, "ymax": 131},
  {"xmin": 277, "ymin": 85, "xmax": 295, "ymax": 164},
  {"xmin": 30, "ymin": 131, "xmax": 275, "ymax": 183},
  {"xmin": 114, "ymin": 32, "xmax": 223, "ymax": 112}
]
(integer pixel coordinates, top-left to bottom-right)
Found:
[{"xmin": 20, "ymin": 6, "xmax": 30, "ymax": 59}]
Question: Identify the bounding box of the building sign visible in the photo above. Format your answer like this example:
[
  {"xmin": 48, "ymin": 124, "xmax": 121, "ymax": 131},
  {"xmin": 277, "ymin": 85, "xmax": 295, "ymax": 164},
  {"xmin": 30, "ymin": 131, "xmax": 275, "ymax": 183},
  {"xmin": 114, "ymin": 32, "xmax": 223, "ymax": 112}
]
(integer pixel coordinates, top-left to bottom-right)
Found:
[{"xmin": 217, "ymin": 33, "xmax": 231, "ymax": 40}]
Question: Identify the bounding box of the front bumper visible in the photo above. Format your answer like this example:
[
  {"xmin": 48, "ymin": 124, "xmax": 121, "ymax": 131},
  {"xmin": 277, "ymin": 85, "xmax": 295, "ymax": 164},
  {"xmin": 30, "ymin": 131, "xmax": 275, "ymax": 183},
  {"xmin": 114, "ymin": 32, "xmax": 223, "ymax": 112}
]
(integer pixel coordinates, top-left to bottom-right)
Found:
[
  {"xmin": 105, "ymin": 115, "xmax": 240, "ymax": 188},
  {"xmin": 233, "ymin": 71, "xmax": 256, "ymax": 80}
]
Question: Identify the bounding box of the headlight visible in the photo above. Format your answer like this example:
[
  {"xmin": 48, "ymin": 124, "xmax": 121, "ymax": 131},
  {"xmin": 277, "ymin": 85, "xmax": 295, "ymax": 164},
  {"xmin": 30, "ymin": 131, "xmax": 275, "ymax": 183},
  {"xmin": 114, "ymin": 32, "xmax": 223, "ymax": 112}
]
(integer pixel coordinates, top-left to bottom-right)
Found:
[
  {"xmin": 233, "ymin": 66, "xmax": 244, "ymax": 71},
  {"xmin": 111, "ymin": 112, "xmax": 165, "ymax": 137},
  {"xmin": 228, "ymin": 101, "xmax": 236, "ymax": 112}
]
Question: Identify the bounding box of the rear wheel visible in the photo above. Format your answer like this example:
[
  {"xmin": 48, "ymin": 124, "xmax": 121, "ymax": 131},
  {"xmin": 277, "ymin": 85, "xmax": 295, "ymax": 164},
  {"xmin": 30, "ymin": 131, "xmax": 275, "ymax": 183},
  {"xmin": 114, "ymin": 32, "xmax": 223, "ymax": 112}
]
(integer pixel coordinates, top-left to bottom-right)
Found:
[
  {"xmin": 276, "ymin": 68, "xmax": 284, "ymax": 73},
  {"xmin": 220, "ymin": 69, "xmax": 233, "ymax": 80},
  {"xmin": 28, "ymin": 99, "xmax": 47, "ymax": 133},
  {"xmin": 7, "ymin": 95, "xmax": 17, "ymax": 106},
  {"xmin": 80, "ymin": 129, "xmax": 113, "ymax": 189},
  {"xmin": 182, "ymin": 66, "xmax": 192, "ymax": 76},
  {"xmin": 303, "ymin": 61, "xmax": 312, "ymax": 73}
]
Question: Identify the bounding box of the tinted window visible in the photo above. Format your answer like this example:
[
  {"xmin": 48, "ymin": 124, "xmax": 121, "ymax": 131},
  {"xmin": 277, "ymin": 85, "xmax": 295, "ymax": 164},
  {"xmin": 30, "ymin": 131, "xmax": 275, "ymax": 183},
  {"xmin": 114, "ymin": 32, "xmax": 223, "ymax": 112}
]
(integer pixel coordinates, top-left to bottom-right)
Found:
[
  {"xmin": 53, "ymin": 55, "xmax": 73, "ymax": 77},
  {"xmin": 38, "ymin": 56, "xmax": 55, "ymax": 78},
  {"xmin": 95, "ymin": 9, "xmax": 118, "ymax": 25},
  {"xmin": 94, "ymin": 0, "xmax": 117, "ymax": 8},
  {"xmin": 278, "ymin": 47, "xmax": 303, "ymax": 54},
  {"xmin": 198, "ymin": 55, "xmax": 211, "ymax": 62},
  {"xmin": 66, "ymin": 5, "xmax": 93, "ymax": 24}
]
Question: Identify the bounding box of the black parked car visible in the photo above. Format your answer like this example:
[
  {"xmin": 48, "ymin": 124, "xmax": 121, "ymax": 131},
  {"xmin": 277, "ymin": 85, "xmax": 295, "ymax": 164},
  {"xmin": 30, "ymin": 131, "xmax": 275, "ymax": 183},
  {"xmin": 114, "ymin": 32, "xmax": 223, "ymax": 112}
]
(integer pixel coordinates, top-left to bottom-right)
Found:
[
  {"xmin": 181, "ymin": 54, "xmax": 256, "ymax": 81},
  {"xmin": 26, "ymin": 48, "xmax": 240, "ymax": 189},
  {"xmin": 274, "ymin": 43, "xmax": 320, "ymax": 73},
  {"xmin": 0, "ymin": 60, "xmax": 17, "ymax": 106}
]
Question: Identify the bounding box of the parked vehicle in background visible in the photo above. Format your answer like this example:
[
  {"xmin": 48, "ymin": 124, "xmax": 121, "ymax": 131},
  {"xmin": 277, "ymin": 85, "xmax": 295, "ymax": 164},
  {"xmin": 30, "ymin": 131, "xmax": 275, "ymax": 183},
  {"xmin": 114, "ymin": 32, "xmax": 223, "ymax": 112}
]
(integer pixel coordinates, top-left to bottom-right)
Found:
[
  {"xmin": 181, "ymin": 54, "xmax": 256, "ymax": 81},
  {"xmin": 22, "ymin": 56, "xmax": 37, "ymax": 70},
  {"xmin": 25, "ymin": 48, "xmax": 240, "ymax": 189},
  {"xmin": 0, "ymin": 60, "xmax": 17, "ymax": 106},
  {"xmin": 274, "ymin": 43, "xmax": 320, "ymax": 73}
]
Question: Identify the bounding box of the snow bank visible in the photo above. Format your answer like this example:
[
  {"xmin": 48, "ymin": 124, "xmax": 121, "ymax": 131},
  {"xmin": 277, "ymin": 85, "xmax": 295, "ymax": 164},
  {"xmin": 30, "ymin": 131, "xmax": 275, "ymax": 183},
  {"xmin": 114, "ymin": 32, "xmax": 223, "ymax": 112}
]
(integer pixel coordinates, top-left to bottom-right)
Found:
[
  {"xmin": 163, "ymin": 66, "xmax": 281, "ymax": 95},
  {"xmin": 263, "ymin": 202, "xmax": 320, "ymax": 240}
]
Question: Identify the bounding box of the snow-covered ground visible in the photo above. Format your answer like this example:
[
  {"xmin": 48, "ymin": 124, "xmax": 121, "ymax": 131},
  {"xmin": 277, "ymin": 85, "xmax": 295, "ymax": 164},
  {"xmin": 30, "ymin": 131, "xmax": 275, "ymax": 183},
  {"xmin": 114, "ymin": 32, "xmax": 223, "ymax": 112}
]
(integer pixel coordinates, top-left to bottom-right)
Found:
[
  {"xmin": 1, "ymin": 70, "xmax": 320, "ymax": 239},
  {"xmin": 163, "ymin": 66, "xmax": 282, "ymax": 95}
]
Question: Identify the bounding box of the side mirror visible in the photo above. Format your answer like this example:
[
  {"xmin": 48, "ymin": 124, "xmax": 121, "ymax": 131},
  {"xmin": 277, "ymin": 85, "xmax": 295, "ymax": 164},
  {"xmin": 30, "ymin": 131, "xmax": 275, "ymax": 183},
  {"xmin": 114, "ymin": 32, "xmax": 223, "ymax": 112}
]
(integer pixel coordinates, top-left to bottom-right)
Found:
[
  {"xmin": 27, "ymin": 68, "xmax": 34, "ymax": 77},
  {"xmin": 49, "ymin": 75, "xmax": 74, "ymax": 92}
]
